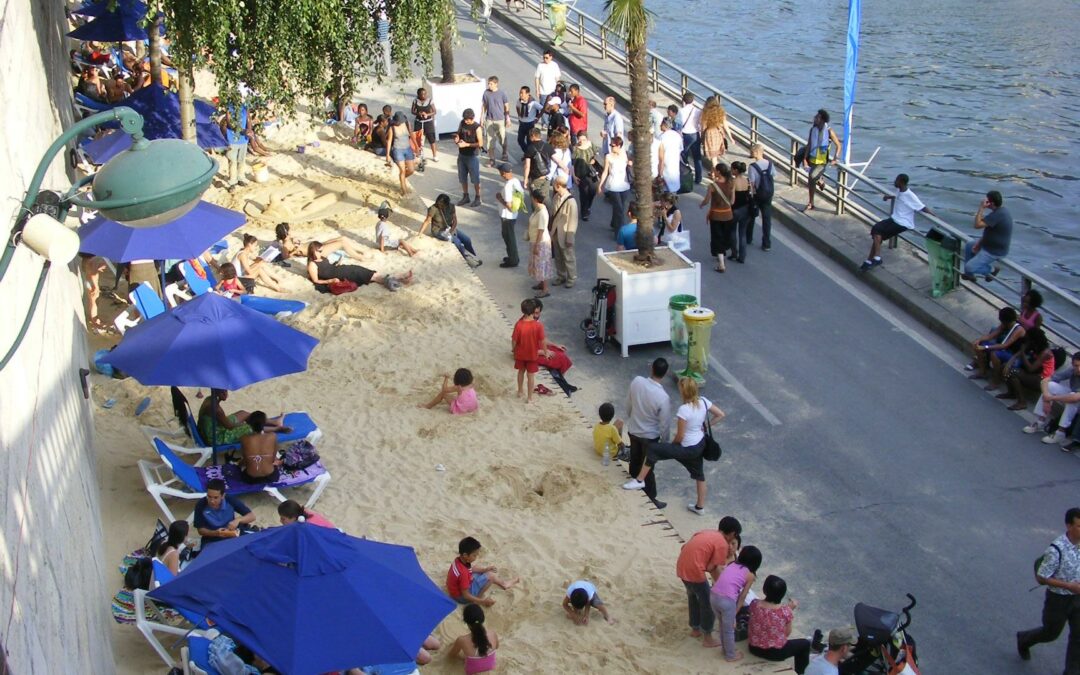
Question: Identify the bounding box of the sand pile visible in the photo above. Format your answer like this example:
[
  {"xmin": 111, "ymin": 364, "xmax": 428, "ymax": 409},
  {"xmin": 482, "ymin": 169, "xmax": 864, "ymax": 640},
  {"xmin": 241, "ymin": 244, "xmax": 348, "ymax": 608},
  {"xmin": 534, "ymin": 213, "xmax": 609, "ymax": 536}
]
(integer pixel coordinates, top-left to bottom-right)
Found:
[{"xmin": 95, "ymin": 80, "xmax": 771, "ymax": 674}]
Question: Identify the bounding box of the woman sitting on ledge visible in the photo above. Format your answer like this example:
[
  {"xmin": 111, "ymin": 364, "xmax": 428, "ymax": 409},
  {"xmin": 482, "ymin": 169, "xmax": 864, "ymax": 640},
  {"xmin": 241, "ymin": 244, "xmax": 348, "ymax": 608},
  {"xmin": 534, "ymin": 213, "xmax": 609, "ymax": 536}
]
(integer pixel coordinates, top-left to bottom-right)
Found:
[{"xmin": 306, "ymin": 241, "xmax": 413, "ymax": 292}]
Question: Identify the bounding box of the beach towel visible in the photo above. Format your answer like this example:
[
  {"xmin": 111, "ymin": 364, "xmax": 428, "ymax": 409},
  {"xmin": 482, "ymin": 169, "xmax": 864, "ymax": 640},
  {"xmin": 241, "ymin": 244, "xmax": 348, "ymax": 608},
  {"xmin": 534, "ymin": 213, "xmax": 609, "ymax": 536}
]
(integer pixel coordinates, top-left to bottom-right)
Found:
[{"xmin": 200, "ymin": 460, "xmax": 328, "ymax": 495}]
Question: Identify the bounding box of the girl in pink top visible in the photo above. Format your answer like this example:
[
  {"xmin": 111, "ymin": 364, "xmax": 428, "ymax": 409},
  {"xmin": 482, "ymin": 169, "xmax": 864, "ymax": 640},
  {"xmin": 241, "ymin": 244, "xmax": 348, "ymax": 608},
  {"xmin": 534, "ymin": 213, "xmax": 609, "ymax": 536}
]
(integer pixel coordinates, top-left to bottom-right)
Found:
[
  {"xmin": 277, "ymin": 500, "xmax": 336, "ymax": 529},
  {"xmin": 710, "ymin": 545, "xmax": 761, "ymax": 662},
  {"xmin": 448, "ymin": 604, "xmax": 498, "ymax": 674},
  {"xmin": 422, "ymin": 368, "xmax": 479, "ymax": 415},
  {"xmin": 215, "ymin": 262, "xmax": 247, "ymax": 296},
  {"xmin": 747, "ymin": 575, "xmax": 811, "ymax": 674}
]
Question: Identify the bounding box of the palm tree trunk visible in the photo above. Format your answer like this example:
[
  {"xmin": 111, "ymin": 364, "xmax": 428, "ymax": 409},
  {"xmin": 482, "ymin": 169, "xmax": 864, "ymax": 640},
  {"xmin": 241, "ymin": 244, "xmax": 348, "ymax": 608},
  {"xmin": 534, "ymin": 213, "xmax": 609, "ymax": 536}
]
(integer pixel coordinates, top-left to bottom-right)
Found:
[
  {"xmin": 148, "ymin": 9, "xmax": 164, "ymax": 87},
  {"xmin": 628, "ymin": 43, "xmax": 655, "ymax": 262},
  {"xmin": 439, "ymin": 23, "xmax": 455, "ymax": 83},
  {"xmin": 178, "ymin": 65, "xmax": 196, "ymax": 142}
]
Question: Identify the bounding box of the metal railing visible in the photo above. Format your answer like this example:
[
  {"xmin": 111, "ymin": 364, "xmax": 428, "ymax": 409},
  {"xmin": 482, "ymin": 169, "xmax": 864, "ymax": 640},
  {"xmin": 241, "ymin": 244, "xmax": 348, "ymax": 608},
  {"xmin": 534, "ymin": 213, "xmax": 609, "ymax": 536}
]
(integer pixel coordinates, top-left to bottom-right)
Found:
[{"xmin": 510, "ymin": 0, "xmax": 1080, "ymax": 345}]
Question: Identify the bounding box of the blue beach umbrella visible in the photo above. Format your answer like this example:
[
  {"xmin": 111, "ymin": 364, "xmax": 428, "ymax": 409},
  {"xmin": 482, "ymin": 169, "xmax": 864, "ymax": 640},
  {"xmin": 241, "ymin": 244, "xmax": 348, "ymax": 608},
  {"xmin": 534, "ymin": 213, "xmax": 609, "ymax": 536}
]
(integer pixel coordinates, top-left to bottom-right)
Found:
[
  {"xmin": 72, "ymin": 0, "xmax": 149, "ymax": 18},
  {"xmin": 67, "ymin": 10, "xmax": 149, "ymax": 41},
  {"xmin": 82, "ymin": 86, "xmax": 227, "ymax": 163},
  {"xmin": 102, "ymin": 293, "xmax": 318, "ymax": 389},
  {"xmin": 78, "ymin": 201, "xmax": 244, "ymax": 262},
  {"xmin": 148, "ymin": 524, "xmax": 457, "ymax": 675}
]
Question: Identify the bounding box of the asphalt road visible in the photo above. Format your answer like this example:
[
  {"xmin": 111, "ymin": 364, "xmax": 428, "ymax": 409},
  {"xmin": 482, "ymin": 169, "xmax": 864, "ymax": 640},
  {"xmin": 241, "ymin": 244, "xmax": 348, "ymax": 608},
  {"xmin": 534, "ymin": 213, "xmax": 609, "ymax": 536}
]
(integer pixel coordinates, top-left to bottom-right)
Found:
[{"xmin": 383, "ymin": 10, "xmax": 1080, "ymax": 672}]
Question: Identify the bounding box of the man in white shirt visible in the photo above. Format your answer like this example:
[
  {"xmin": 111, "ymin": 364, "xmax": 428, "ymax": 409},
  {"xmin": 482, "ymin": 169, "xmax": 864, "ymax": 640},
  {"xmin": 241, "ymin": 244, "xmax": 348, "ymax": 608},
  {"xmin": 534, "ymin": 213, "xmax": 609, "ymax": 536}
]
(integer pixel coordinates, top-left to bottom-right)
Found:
[
  {"xmin": 677, "ymin": 92, "xmax": 703, "ymax": 183},
  {"xmin": 601, "ymin": 96, "xmax": 625, "ymax": 156},
  {"xmin": 534, "ymin": 50, "xmax": 561, "ymax": 100},
  {"xmin": 860, "ymin": 173, "xmax": 935, "ymax": 271},
  {"xmin": 805, "ymin": 627, "xmax": 858, "ymax": 675},
  {"xmin": 496, "ymin": 163, "xmax": 525, "ymax": 268},
  {"xmin": 625, "ymin": 358, "xmax": 671, "ymax": 509}
]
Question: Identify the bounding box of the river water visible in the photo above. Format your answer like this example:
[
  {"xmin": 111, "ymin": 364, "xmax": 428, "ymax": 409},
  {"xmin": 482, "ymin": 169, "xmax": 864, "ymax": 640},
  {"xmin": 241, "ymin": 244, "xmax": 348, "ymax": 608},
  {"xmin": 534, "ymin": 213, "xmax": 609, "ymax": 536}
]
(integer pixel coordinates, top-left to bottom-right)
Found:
[{"xmin": 573, "ymin": 0, "xmax": 1080, "ymax": 297}]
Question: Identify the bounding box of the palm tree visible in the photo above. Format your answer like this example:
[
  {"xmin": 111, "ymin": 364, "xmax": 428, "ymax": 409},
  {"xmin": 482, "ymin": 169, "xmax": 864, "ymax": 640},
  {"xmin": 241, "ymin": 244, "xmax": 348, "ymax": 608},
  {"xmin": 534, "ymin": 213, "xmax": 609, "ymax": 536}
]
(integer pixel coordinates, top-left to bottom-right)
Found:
[{"xmin": 603, "ymin": 0, "xmax": 655, "ymax": 263}]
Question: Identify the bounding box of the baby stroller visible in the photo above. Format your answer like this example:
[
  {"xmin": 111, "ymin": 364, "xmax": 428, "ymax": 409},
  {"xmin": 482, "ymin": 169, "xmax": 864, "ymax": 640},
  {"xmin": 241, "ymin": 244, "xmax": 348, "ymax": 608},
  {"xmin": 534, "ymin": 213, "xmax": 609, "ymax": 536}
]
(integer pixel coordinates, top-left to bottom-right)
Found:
[
  {"xmin": 580, "ymin": 278, "xmax": 616, "ymax": 355},
  {"xmin": 840, "ymin": 594, "xmax": 920, "ymax": 674}
]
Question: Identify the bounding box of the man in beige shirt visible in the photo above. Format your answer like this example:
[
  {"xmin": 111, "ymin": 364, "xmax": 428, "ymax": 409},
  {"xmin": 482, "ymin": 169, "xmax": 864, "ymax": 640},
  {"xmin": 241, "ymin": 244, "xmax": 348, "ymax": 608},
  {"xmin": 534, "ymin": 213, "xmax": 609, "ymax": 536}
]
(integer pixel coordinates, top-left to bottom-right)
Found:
[{"xmin": 549, "ymin": 176, "xmax": 579, "ymax": 288}]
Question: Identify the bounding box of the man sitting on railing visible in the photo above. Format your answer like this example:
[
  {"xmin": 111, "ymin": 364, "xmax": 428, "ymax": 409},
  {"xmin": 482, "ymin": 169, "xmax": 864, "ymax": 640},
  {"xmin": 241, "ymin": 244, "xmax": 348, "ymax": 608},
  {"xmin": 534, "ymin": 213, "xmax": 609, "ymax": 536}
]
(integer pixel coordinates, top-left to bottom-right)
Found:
[
  {"xmin": 860, "ymin": 174, "xmax": 936, "ymax": 272},
  {"xmin": 962, "ymin": 190, "xmax": 1012, "ymax": 282}
]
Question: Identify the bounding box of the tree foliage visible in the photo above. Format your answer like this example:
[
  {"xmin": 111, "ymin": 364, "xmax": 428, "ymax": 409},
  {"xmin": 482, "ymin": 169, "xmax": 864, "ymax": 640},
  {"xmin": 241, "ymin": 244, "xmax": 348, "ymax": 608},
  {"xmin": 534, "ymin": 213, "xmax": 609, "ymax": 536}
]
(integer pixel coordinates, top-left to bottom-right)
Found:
[
  {"xmin": 163, "ymin": 0, "xmax": 454, "ymax": 115},
  {"xmin": 603, "ymin": 0, "xmax": 656, "ymax": 262}
]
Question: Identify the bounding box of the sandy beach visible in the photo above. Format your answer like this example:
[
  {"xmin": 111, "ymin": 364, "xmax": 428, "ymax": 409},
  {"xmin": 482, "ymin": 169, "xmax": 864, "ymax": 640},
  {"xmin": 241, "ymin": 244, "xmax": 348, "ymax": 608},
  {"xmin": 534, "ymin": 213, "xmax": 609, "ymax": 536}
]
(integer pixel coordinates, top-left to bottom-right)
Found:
[{"xmin": 91, "ymin": 78, "xmax": 782, "ymax": 674}]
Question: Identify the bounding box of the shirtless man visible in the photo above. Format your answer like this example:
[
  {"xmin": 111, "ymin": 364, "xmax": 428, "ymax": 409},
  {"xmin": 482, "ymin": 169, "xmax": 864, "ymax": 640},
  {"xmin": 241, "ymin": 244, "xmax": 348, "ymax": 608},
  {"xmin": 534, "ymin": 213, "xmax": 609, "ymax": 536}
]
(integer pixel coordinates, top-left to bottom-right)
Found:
[{"xmin": 239, "ymin": 411, "xmax": 281, "ymax": 483}]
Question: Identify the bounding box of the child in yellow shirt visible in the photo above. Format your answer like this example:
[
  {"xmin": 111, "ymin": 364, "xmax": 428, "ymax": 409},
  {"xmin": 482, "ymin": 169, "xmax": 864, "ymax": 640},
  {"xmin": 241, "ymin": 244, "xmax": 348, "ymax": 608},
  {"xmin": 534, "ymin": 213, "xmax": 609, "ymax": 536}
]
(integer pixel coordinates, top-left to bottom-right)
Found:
[{"xmin": 592, "ymin": 402, "xmax": 628, "ymax": 461}]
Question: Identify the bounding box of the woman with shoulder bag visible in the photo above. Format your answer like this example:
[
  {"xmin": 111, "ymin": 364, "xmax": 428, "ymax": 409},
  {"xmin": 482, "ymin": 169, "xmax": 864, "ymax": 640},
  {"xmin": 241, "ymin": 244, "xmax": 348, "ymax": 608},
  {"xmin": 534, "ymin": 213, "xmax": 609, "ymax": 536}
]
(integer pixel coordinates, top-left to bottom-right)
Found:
[{"xmin": 701, "ymin": 162, "xmax": 735, "ymax": 272}]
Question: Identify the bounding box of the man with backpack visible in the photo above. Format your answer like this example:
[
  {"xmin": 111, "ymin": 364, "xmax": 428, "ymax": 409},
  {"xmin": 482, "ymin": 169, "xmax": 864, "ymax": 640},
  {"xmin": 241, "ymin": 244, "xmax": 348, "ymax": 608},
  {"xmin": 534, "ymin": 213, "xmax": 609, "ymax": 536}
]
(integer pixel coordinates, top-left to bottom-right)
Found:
[
  {"xmin": 1016, "ymin": 507, "xmax": 1080, "ymax": 672},
  {"xmin": 523, "ymin": 126, "xmax": 555, "ymax": 207},
  {"xmin": 748, "ymin": 144, "xmax": 775, "ymax": 251}
]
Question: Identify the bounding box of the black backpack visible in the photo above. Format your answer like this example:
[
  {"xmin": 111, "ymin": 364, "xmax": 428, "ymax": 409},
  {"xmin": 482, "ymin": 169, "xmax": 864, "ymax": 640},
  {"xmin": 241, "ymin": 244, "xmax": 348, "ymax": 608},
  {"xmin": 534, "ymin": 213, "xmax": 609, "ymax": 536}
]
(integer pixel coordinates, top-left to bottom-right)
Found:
[{"xmin": 755, "ymin": 160, "xmax": 774, "ymax": 201}]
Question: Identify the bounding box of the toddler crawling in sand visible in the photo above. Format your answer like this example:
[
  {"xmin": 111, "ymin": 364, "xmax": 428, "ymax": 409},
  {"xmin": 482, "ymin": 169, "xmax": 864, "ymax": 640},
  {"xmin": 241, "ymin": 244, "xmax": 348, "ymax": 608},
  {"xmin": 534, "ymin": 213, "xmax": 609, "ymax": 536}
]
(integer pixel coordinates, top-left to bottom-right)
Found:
[
  {"xmin": 563, "ymin": 580, "xmax": 616, "ymax": 625},
  {"xmin": 421, "ymin": 368, "xmax": 478, "ymax": 415}
]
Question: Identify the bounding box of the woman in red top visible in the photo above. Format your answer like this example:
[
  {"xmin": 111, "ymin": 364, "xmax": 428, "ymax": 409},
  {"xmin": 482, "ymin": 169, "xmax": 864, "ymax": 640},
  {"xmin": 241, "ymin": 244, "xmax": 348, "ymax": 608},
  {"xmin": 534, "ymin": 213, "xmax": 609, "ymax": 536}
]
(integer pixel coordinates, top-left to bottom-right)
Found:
[
  {"xmin": 747, "ymin": 575, "xmax": 811, "ymax": 674},
  {"xmin": 1001, "ymin": 328, "xmax": 1054, "ymax": 410}
]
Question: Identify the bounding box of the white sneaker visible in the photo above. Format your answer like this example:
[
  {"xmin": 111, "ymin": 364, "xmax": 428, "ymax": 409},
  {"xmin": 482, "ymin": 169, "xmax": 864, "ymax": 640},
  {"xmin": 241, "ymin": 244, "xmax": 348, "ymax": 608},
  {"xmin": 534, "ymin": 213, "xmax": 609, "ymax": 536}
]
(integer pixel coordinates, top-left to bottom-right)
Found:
[
  {"xmin": 1042, "ymin": 431, "xmax": 1067, "ymax": 445},
  {"xmin": 621, "ymin": 479, "xmax": 645, "ymax": 490},
  {"xmin": 687, "ymin": 503, "xmax": 705, "ymax": 516},
  {"xmin": 1022, "ymin": 421, "xmax": 1044, "ymax": 434}
]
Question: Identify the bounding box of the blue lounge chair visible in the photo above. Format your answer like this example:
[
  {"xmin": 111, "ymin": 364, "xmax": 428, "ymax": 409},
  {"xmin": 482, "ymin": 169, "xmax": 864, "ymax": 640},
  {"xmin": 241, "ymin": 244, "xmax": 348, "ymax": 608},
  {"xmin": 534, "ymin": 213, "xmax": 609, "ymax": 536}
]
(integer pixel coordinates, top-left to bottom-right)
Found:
[
  {"xmin": 133, "ymin": 559, "xmax": 211, "ymax": 667},
  {"xmin": 182, "ymin": 634, "xmax": 221, "ymax": 675},
  {"xmin": 180, "ymin": 261, "xmax": 307, "ymax": 318},
  {"xmin": 131, "ymin": 281, "xmax": 167, "ymax": 319},
  {"xmin": 138, "ymin": 437, "xmax": 331, "ymax": 523}
]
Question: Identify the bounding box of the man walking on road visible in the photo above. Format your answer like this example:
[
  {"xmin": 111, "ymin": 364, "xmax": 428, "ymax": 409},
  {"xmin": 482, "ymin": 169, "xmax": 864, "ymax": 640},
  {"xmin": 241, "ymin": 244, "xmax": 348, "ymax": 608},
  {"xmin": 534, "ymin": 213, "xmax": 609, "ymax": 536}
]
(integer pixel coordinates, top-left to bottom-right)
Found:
[
  {"xmin": 496, "ymin": 163, "xmax": 524, "ymax": 268},
  {"xmin": 567, "ymin": 83, "xmax": 588, "ymax": 138},
  {"xmin": 677, "ymin": 92, "xmax": 703, "ymax": 184},
  {"xmin": 516, "ymin": 86, "xmax": 543, "ymax": 155},
  {"xmin": 625, "ymin": 358, "xmax": 671, "ymax": 509},
  {"xmin": 1017, "ymin": 507, "xmax": 1080, "ymax": 673},
  {"xmin": 523, "ymin": 126, "xmax": 555, "ymax": 206},
  {"xmin": 801, "ymin": 109, "xmax": 841, "ymax": 211},
  {"xmin": 481, "ymin": 76, "xmax": 511, "ymax": 165},
  {"xmin": 962, "ymin": 190, "xmax": 1012, "ymax": 282},
  {"xmin": 534, "ymin": 49, "xmax": 561, "ymax": 100},
  {"xmin": 860, "ymin": 174, "xmax": 935, "ymax": 271},
  {"xmin": 550, "ymin": 176, "xmax": 578, "ymax": 288},
  {"xmin": 601, "ymin": 96, "xmax": 625, "ymax": 157}
]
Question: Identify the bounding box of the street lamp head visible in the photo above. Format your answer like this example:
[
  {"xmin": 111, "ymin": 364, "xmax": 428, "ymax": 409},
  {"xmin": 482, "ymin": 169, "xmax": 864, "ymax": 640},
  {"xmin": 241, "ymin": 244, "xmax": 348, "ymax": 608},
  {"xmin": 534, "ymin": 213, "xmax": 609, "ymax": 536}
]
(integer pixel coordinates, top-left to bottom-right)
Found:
[{"xmin": 89, "ymin": 137, "xmax": 216, "ymax": 227}]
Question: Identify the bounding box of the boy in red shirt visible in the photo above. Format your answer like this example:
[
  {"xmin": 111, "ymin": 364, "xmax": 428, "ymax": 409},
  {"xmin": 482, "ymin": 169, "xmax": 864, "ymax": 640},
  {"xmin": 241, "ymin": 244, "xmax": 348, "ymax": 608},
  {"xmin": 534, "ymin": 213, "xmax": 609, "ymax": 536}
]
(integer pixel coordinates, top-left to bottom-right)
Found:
[
  {"xmin": 446, "ymin": 536, "xmax": 519, "ymax": 607},
  {"xmin": 511, "ymin": 298, "xmax": 549, "ymax": 402}
]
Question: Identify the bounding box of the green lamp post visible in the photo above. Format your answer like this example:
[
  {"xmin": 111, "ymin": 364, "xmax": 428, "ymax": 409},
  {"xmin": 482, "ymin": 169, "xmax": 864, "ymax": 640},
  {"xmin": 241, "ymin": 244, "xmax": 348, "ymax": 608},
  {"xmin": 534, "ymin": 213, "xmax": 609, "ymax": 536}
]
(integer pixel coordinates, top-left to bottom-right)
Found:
[{"xmin": 0, "ymin": 106, "xmax": 217, "ymax": 370}]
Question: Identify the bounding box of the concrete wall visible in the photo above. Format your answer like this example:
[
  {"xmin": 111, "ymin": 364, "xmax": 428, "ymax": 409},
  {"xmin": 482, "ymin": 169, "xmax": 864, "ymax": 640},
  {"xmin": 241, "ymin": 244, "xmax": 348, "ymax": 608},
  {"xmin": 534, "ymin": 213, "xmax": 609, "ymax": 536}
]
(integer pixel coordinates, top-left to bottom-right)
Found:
[{"xmin": 0, "ymin": 0, "xmax": 115, "ymax": 671}]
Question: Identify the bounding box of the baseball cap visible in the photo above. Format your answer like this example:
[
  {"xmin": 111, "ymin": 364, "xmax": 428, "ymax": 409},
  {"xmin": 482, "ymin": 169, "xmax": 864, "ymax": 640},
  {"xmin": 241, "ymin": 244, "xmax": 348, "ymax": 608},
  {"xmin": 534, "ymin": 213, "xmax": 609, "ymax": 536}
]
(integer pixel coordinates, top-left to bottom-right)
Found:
[
  {"xmin": 827, "ymin": 626, "xmax": 858, "ymax": 648},
  {"xmin": 497, "ymin": 162, "xmax": 513, "ymax": 174}
]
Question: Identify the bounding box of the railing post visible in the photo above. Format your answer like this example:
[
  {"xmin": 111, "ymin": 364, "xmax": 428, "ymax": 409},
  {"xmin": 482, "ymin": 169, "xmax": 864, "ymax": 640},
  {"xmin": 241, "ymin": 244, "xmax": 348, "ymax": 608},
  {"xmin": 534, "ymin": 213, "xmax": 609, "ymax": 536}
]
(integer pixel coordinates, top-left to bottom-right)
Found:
[
  {"xmin": 539, "ymin": 0, "xmax": 546, "ymax": 20},
  {"xmin": 600, "ymin": 27, "xmax": 607, "ymax": 59},
  {"xmin": 835, "ymin": 167, "xmax": 847, "ymax": 216},
  {"xmin": 578, "ymin": 14, "xmax": 585, "ymax": 46},
  {"xmin": 750, "ymin": 115, "xmax": 759, "ymax": 146},
  {"xmin": 680, "ymin": 73, "xmax": 688, "ymax": 94},
  {"xmin": 651, "ymin": 55, "xmax": 659, "ymax": 93},
  {"xmin": 789, "ymin": 138, "xmax": 799, "ymax": 186}
]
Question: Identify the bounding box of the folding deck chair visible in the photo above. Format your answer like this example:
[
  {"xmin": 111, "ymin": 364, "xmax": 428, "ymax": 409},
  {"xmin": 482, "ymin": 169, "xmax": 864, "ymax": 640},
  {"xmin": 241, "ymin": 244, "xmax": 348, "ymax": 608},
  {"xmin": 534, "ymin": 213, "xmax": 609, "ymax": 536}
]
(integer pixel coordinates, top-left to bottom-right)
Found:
[
  {"xmin": 138, "ymin": 437, "xmax": 331, "ymax": 523},
  {"xmin": 133, "ymin": 559, "xmax": 211, "ymax": 667}
]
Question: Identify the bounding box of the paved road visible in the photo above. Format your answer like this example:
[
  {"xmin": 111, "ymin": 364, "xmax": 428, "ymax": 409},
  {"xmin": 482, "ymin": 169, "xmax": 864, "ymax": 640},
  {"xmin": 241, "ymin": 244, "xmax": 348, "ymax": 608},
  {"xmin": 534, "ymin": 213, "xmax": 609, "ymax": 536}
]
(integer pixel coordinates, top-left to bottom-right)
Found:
[{"xmin": 386, "ymin": 9, "xmax": 1080, "ymax": 672}]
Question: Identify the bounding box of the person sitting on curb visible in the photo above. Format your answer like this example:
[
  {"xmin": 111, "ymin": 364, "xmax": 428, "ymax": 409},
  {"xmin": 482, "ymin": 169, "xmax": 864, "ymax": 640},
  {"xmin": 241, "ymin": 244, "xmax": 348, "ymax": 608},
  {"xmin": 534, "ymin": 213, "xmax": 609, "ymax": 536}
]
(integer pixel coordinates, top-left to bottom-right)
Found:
[
  {"xmin": 860, "ymin": 173, "xmax": 935, "ymax": 271},
  {"xmin": 969, "ymin": 307, "xmax": 1025, "ymax": 388},
  {"xmin": 1023, "ymin": 351, "xmax": 1080, "ymax": 451}
]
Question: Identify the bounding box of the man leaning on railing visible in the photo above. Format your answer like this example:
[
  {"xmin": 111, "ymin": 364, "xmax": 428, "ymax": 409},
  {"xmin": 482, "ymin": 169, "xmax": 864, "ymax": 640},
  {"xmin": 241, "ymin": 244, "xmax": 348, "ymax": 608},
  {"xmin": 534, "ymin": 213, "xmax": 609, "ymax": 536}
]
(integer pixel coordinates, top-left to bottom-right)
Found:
[{"xmin": 962, "ymin": 190, "xmax": 1013, "ymax": 283}]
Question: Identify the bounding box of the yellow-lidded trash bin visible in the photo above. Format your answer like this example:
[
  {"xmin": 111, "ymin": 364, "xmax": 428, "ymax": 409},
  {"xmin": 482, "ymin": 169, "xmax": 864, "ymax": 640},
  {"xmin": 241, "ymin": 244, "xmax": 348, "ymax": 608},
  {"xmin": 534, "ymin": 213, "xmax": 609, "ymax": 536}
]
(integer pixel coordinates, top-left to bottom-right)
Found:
[
  {"xmin": 679, "ymin": 307, "xmax": 715, "ymax": 383},
  {"xmin": 668, "ymin": 294, "xmax": 698, "ymax": 356}
]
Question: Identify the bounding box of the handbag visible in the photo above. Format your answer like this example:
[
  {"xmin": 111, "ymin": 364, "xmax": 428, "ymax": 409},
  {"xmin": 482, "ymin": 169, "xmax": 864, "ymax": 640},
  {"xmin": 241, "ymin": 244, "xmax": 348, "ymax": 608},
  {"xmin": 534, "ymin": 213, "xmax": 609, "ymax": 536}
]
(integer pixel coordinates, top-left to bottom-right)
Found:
[
  {"xmin": 329, "ymin": 280, "xmax": 358, "ymax": 295},
  {"xmin": 702, "ymin": 411, "xmax": 721, "ymax": 461}
]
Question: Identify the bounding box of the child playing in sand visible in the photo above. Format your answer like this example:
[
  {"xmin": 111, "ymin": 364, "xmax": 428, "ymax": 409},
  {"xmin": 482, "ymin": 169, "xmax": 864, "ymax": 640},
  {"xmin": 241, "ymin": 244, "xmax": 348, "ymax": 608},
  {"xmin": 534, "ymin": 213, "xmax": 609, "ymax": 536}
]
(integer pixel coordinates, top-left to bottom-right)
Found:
[
  {"xmin": 511, "ymin": 298, "xmax": 548, "ymax": 402},
  {"xmin": 421, "ymin": 368, "xmax": 478, "ymax": 415},
  {"xmin": 215, "ymin": 262, "xmax": 247, "ymax": 296},
  {"xmin": 446, "ymin": 537, "xmax": 519, "ymax": 607},
  {"xmin": 593, "ymin": 402, "xmax": 628, "ymax": 462},
  {"xmin": 375, "ymin": 204, "xmax": 418, "ymax": 257},
  {"xmin": 562, "ymin": 580, "xmax": 615, "ymax": 625}
]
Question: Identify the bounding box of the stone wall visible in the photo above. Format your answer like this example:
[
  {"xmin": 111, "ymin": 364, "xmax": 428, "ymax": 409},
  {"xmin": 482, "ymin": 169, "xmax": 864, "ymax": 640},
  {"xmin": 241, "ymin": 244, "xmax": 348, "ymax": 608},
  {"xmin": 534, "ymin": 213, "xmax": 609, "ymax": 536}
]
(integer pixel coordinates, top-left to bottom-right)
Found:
[{"xmin": 0, "ymin": 0, "xmax": 115, "ymax": 671}]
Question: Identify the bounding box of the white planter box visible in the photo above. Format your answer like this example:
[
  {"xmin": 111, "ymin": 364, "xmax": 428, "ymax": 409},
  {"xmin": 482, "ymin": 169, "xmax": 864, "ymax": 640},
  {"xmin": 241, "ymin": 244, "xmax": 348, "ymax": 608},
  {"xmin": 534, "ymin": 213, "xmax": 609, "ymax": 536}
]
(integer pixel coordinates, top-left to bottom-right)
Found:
[
  {"xmin": 427, "ymin": 71, "xmax": 485, "ymax": 137},
  {"xmin": 596, "ymin": 247, "xmax": 702, "ymax": 357}
]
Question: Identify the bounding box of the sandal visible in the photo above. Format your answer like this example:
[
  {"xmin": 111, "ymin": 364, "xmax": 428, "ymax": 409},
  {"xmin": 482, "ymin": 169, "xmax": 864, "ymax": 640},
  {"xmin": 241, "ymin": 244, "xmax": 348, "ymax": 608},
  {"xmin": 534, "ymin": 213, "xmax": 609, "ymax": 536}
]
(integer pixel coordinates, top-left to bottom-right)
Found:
[
  {"xmin": 534, "ymin": 384, "xmax": 554, "ymax": 396},
  {"xmin": 1008, "ymin": 402, "xmax": 1027, "ymax": 411}
]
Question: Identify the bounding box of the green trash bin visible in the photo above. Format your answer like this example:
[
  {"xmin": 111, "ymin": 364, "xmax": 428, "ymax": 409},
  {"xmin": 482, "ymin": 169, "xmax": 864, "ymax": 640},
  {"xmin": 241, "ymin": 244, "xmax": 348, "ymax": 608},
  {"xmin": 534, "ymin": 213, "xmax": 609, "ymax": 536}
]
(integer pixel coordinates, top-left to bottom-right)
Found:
[
  {"xmin": 668, "ymin": 294, "xmax": 698, "ymax": 356},
  {"xmin": 925, "ymin": 227, "xmax": 961, "ymax": 298}
]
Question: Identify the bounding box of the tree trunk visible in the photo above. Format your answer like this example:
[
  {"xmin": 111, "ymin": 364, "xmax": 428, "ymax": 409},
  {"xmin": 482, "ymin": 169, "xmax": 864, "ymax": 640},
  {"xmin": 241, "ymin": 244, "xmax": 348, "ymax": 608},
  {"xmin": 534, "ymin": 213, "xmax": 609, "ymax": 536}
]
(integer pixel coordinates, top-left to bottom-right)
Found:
[
  {"xmin": 628, "ymin": 43, "xmax": 655, "ymax": 263},
  {"xmin": 439, "ymin": 23, "xmax": 454, "ymax": 83},
  {"xmin": 148, "ymin": 9, "xmax": 164, "ymax": 87},
  {"xmin": 178, "ymin": 65, "xmax": 196, "ymax": 142}
]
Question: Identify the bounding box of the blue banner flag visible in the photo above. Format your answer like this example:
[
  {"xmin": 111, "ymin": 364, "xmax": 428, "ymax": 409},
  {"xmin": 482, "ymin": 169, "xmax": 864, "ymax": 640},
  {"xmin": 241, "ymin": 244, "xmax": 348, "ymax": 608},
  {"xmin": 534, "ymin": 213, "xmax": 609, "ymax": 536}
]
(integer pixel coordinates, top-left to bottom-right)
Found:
[{"xmin": 842, "ymin": 0, "xmax": 861, "ymax": 164}]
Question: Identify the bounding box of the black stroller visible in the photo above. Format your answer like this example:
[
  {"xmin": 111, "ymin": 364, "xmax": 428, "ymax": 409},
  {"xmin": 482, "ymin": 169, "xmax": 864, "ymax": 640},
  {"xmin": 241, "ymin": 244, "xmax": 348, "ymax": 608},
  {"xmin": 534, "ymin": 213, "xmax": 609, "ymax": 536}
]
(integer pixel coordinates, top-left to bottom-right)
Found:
[
  {"xmin": 840, "ymin": 594, "xmax": 920, "ymax": 674},
  {"xmin": 580, "ymin": 278, "xmax": 616, "ymax": 355}
]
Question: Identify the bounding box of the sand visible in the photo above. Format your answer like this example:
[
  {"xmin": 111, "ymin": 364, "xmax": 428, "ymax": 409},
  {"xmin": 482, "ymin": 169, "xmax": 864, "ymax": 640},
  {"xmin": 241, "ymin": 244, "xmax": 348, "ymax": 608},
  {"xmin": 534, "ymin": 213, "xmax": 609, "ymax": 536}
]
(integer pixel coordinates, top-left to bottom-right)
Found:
[{"xmin": 93, "ymin": 77, "xmax": 775, "ymax": 674}]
